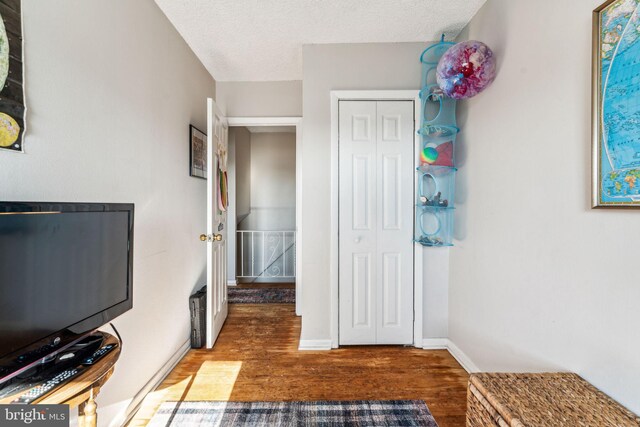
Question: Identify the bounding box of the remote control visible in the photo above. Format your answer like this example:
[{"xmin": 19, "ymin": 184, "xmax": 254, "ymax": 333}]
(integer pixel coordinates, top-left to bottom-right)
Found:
[
  {"xmin": 11, "ymin": 367, "xmax": 84, "ymax": 404},
  {"xmin": 0, "ymin": 379, "xmax": 41, "ymax": 400},
  {"xmin": 81, "ymin": 344, "xmax": 116, "ymax": 366}
]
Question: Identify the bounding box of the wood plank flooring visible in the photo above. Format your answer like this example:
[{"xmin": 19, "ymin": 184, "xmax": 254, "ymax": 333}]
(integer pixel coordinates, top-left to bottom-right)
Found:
[{"xmin": 127, "ymin": 304, "xmax": 469, "ymax": 426}]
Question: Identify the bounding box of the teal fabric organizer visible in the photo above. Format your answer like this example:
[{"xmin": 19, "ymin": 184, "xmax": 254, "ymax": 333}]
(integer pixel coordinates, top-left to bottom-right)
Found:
[{"xmin": 416, "ymin": 39, "xmax": 458, "ymax": 247}]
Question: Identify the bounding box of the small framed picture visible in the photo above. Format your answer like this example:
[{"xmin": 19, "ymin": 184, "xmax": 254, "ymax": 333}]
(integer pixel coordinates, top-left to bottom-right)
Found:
[{"xmin": 189, "ymin": 125, "xmax": 207, "ymax": 179}]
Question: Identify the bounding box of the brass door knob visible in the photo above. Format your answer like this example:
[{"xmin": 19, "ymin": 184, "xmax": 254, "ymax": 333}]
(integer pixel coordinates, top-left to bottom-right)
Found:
[{"xmin": 200, "ymin": 234, "xmax": 222, "ymax": 242}]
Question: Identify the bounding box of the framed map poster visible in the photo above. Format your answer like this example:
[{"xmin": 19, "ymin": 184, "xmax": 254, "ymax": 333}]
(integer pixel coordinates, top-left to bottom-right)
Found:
[
  {"xmin": 593, "ymin": 0, "xmax": 640, "ymax": 207},
  {"xmin": 0, "ymin": 0, "xmax": 25, "ymax": 153}
]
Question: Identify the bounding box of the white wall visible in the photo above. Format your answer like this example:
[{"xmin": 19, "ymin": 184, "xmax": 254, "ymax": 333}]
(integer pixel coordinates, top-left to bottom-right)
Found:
[
  {"xmin": 226, "ymin": 130, "xmax": 237, "ymax": 283},
  {"xmin": 300, "ymin": 43, "xmax": 449, "ymax": 342},
  {"xmin": 0, "ymin": 1, "xmax": 215, "ymax": 424},
  {"xmin": 216, "ymin": 81, "xmax": 302, "ymax": 117},
  {"xmin": 451, "ymin": 0, "xmax": 640, "ymax": 414},
  {"xmin": 234, "ymin": 127, "xmax": 252, "ymax": 218},
  {"xmin": 423, "ymin": 248, "xmax": 449, "ymax": 339},
  {"xmin": 228, "ymin": 127, "xmax": 251, "ymax": 282},
  {"xmin": 240, "ymin": 132, "xmax": 296, "ymax": 231}
]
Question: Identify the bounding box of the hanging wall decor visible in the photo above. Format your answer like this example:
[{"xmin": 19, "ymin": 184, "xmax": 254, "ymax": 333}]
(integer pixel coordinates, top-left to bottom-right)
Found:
[
  {"xmin": 0, "ymin": 0, "xmax": 25, "ymax": 153},
  {"xmin": 592, "ymin": 0, "xmax": 640, "ymax": 207},
  {"xmin": 416, "ymin": 36, "xmax": 497, "ymax": 246},
  {"xmin": 189, "ymin": 125, "xmax": 207, "ymax": 179},
  {"xmin": 416, "ymin": 38, "xmax": 458, "ymax": 247},
  {"xmin": 436, "ymin": 40, "xmax": 496, "ymax": 100}
]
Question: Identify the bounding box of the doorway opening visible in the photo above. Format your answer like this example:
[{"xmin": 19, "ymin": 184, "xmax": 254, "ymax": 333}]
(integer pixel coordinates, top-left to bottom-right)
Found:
[{"xmin": 226, "ymin": 118, "xmax": 302, "ymax": 314}]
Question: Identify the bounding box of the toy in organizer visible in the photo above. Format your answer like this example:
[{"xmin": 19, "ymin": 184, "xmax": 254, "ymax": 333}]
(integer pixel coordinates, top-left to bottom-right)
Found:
[{"xmin": 416, "ymin": 38, "xmax": 458, "ymax": 247}]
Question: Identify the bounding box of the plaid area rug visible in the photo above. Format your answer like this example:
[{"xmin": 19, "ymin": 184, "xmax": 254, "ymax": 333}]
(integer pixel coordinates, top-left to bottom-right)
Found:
[
  {"xmin": 228, "ymin": 287, "xmax": 295, "ymax": 304},
  {"xmin": 147, "ymin": 400, "xmax": 438, "ymax": 427}
]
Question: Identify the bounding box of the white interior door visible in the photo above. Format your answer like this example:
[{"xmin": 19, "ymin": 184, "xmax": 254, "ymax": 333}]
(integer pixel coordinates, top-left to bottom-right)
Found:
[
  {"xmin": 206, "ymin": 98, "xmax": 229, "ymax": 348},
  {"xmin": 339, "ymin": 100, "xmax": 414, "ymax": 345}
]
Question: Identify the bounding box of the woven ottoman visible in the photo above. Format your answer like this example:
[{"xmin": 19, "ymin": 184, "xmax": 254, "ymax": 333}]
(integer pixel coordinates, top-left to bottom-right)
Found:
[{"xmin": 467, "ymin": 373, "xmax": 640, "ymax": 427}]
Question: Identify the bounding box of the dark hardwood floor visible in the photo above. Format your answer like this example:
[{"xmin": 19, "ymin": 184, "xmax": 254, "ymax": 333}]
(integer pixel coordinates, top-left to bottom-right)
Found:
[{"xmin": 128, "ymin": 304, "xmax": 469, "ymax": 426}]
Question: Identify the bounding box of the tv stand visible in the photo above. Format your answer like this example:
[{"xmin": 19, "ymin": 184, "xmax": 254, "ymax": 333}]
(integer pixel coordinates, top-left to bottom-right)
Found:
[{"xmin": 0, "ymin": 331, "xmax": 120, "ymax": 427}]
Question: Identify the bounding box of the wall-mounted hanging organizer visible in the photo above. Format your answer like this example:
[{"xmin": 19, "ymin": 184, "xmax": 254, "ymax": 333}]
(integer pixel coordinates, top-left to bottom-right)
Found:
[{"xmin": 416, "ymin": 38, "xmax": 458, "ymax": 247}]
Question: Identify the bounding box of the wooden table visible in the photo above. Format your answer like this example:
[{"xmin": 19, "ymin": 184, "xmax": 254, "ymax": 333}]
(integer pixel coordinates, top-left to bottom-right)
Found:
[{"xmin": 0, "ymin": 331, "xmax": 121, "ymax": 427}]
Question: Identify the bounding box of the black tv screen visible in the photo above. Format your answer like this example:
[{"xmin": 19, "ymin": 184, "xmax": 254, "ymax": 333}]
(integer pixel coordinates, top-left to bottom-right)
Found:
[{"xmin": 0, "ymin": 203, "xmax": 133, "ymax": 381}]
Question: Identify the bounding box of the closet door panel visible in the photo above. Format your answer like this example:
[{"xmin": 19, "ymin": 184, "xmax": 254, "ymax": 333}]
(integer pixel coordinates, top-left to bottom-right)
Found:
[
  {"xmin": 339, "ymin": 101, "xmax": 377, "ymax": 345},
  {"xmin": 376, "ymin": 101, "xmax": 414, "ymax": 345}
]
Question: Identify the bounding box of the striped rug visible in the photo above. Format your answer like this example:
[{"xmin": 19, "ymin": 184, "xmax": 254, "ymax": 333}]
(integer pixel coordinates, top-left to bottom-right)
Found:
[{"xmin": 147, "ymin": 400, "xmax": 438, "ymax": 426}]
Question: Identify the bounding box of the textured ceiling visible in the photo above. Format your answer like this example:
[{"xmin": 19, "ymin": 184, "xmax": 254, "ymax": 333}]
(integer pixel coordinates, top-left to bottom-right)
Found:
[{"xmin": 154, "ymin": 0, "xmax": 486, "ymax": 81}]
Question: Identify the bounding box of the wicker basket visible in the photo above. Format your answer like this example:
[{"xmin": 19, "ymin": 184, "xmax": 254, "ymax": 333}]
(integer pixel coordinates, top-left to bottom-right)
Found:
[{"xmin": 467, "ymin": 373, "xmax": 640, "ymax": 427}]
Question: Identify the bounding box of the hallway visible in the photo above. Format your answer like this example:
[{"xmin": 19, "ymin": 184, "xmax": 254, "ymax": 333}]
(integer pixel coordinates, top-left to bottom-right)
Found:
[{"xmin": 128, "ymin": 304, "xmax": 469, "ymax": 427}]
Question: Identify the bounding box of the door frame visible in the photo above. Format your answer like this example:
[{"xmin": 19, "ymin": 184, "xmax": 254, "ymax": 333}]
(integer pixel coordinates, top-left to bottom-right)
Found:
[
  {"xmin": 330, "ymin": 90, "xmax": 422, "ymax": 348},
  {"xmin": 227, "ymin": 116, "xmax": 303, "ymax": 317}
]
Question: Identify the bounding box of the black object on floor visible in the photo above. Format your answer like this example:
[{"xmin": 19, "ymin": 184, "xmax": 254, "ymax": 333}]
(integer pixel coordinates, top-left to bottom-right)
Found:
[{"xmin": 189, "ymin": 285, "xmax": 207, "ymax": 348}]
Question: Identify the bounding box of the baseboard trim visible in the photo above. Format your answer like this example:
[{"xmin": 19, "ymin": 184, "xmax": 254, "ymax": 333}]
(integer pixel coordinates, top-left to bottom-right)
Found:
[
  {"xmin": 298, "ymin": 339, "xmax": 332, "ymax": 351},
  {"xmin": 110, "ymin": 339, "xmax": 191, "ymax": 427},
  {"xmin": 421, "ymin": 338, "xmax": 449, "ymax": 349},
  {"xmin": 227, "ymin": 280, "xmax": 238, "ymax": 286},
  {"xmin": 446, "ymin": 339, "xmax": 480, "ymax": 373},
  {"xmin": 420, "ymin": 338, "xmax": 480, "ymax": 374}
]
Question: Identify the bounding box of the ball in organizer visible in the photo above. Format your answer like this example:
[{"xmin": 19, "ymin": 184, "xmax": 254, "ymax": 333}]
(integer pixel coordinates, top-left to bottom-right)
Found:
[{"xmin": 421, "ymin": 146, "xmax": 439, "ymax": 164}]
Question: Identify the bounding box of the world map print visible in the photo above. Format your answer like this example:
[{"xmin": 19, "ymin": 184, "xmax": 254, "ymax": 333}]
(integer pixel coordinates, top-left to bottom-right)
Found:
[{"xmin": 599, "ymin": 0, "xmax": 640, "ymax": 203}]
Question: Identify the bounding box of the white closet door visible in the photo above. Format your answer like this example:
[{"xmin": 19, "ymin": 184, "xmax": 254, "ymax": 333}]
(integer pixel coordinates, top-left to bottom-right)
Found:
[
  {"xmin": 339, "ymin": 101, "xmax": 378, "ymax": 344},
  {"xmin": 339, "ymin": 100, "xmax": 414, "ymax": 345},
  {"xmin": 375, "ymin": 101, "xmax": 414, "ymax": 344}
]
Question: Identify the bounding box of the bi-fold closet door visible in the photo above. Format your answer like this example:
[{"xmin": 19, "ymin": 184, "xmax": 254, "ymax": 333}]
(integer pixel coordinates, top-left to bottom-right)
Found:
[{"xmin": 338, "ymin": 100, "xmax": 414, "ymax": 345}]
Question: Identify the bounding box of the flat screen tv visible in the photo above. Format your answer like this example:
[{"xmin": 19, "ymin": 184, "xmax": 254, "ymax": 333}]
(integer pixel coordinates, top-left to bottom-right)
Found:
[{"xmin": 0, "ymin": 202, "xmax": 134, "ymax": 384}]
